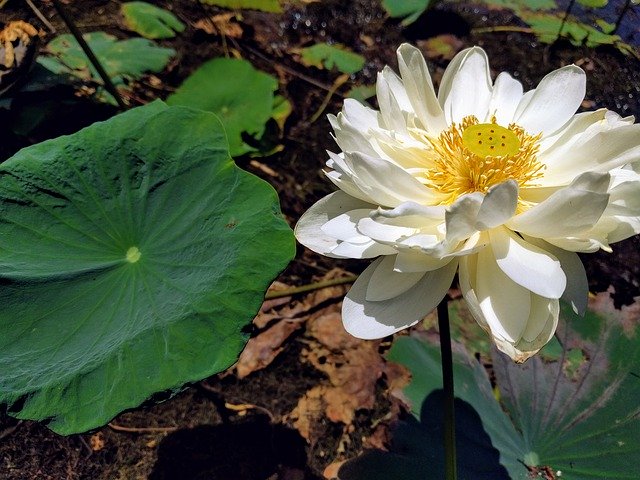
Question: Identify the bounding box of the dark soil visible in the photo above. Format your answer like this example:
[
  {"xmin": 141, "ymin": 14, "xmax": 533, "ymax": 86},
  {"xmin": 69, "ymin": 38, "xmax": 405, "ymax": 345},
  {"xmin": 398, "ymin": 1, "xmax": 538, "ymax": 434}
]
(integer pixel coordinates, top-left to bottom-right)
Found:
[{"xmin": 1, "ymin": 1, "xmax": 639, "ymax": 479}]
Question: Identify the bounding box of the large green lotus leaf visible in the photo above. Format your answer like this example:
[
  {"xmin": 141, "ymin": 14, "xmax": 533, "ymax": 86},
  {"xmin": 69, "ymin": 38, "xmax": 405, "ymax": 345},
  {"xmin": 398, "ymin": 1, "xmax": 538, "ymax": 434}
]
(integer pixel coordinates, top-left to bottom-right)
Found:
[
  {"xmin": 37, "ymin": 32, "xmax": 175, "ymax": 104},
  {"xmin": 121, "ymin": 2, "xmax": 186, "ymax": 39},
  {"xmin": 167, "ymin": 57, "xmax": 278, "ymax": 157},
  {"xmin": 341, "ymin": 296, "xmax": 640, "ymax": 479},
  {"xmin": 493, "ymin": 296, "xmax": 640, "ymax": 479},
  {"xmin": 339, "ymin": 334, "xmax": 525, "ymax": 480},
  {"xmin": 0, "ymin": 101, "xmax": 295, "ymax": 434}
]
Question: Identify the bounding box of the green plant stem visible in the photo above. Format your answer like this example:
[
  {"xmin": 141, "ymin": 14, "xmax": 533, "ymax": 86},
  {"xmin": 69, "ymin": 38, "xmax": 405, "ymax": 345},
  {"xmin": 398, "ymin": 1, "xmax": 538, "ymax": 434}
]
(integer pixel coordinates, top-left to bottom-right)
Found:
[
  {"xmin": 438, "ymin": 297, "xmax": 457, "ymax": 480},
  {"xmin": 50, "ymin": 0, "xmax": 127, "ymax": 110},
  {"xmin": 264, "ymin": 275, "xmax": 358, "ymax": 299}
]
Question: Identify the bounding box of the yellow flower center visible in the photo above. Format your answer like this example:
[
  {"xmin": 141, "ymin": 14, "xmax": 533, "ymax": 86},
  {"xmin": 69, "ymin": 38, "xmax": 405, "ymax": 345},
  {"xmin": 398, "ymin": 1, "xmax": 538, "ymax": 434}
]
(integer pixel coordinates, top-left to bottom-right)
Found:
[{"xmin": 422, "ymin": 116, "xmax": 545, "ymax": 206}]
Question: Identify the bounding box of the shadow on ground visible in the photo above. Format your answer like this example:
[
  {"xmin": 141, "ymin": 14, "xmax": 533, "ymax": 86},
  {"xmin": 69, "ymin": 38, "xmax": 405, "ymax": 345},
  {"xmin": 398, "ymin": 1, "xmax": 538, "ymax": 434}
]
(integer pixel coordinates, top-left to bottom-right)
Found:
[{"xmin": 149, "ymin": 414, "xmax": 318, "ymax": 480}]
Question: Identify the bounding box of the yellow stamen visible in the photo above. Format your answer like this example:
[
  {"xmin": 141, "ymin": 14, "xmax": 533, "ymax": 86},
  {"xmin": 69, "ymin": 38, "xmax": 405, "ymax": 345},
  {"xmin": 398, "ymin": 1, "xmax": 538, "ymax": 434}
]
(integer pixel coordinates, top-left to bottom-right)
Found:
[{"xmin": 421, "ymin": 116, "xmax": 544, "ymax": 207}]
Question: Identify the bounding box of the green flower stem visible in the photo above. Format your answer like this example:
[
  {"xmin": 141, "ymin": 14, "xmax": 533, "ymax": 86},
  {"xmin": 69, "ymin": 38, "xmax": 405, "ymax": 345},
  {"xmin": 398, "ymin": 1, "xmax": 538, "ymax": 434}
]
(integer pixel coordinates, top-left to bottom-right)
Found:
[
  {"xmin": 264, "ymin": 275, "xmax": 358, "ymax": 299},
  {"xmin": 438, "ymin": 297, "xmax": 457, "ymax": 480},
  {"xmin": 50, "ymin": 0, "xmax": 127, "ymax": 110}
]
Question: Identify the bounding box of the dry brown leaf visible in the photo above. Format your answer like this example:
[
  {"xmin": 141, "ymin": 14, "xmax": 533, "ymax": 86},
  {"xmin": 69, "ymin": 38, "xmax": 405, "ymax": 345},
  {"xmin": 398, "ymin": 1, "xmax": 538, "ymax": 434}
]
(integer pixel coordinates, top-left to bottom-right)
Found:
[
  {"xmin": 323, "ymin": 460, "xmax": 345, "ymax": 479},
  {"xmin": 193, "ymin": 13, "xmax": 243, "ymax": 38},
  {"xmin": 289, "ymin": 385, "xmax": 326, "ymax": 441},
  {"xmin": 236, "ymin": 319, "xmax": 303, "ymax": 378},
  {"xmin": 88, "ymin": 432, "xmax": 105, "ymax": 451}
]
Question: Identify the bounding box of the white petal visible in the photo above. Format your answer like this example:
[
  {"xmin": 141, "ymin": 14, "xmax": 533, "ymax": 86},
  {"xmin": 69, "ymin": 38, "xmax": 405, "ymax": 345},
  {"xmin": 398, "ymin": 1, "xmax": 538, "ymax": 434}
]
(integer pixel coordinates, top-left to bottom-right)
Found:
[
  {"xmin": 541, "ymin": 123, "xmax": 640, "ymax": 185},
  {"xmin": 295, "ymin": 191, "xmax": 375, "ymax": 257},
  {"xmin": 523, "ymin": 235, "xmax": 588, "ymax": 315},
  {"xmin": 341, "ymin": 98, "xmax": 379, "ymax": 132},
  {"xmin": 514, "ymin": 65, "xmax": 586, "ymax": 136},
  {"xmin": 356, "ymin": 216, "xmax": 417, "ymax": 243},
  {"xmin": 489, "ymin": 227, "xmax": 566, "ymax": 299},
  {"xmin": 381, "ymin": 66, "xmax": 412, "ymax": 112},
  {"xmin": 476, "ymin": 180, "xmax": 518, "ymax": 230},
  {"xmin": 396, "ymin": 43, "xmax": 446, "ymax": 133},
  {"xmin": 330, "ymin": 239, "xmax": 396, "ymax": 258},
  {"xmin": 445, "ymin": 192, "xmax": 483, "ymax": 242},
  {"xmin": 321, "ymin": 209, "xmax": 374, "ymax": 243},
  {"xmin": 507, "ymin": 172, "xmax": 610, "ymax": 237},
  {"xmin": 459, "ymin": 254, "xmax": 489, "ymax": 332},
  {"xmin": 487, "ymin": 72, "xmax": 524, "ymax": 125},
  {"xmin": 520, "ymin": 294, "xmax": 557, "ymax": 343},
  {"xmin": 537, "ymin": 109, "xmax": 607, "ymax": 155},
  {"xmin": 476, "ymin": 246, "xmax": 531, "ymax": 343},
  {"xmin": 440, "ymin": 47, "xmax": 493, "ymax": 124},
  {"xmin": 342, "ymin": 257, "xmax": 458, "ymax": 339},
  {"xmin": 372, "ymin": 201, "xmax": 445, "ymax": 227},
  {"xmin": 377, "ymin": 68, "xmax": 408, "ymax": 134},
  {"xmin": 394, "ymin": 249, "xmax": 453, "ymax": 272},
  {"xmin": 345, "ymin": 152, "xmax": 438, "ymax": 206},
  {"xmin": 366, "ymin": 255, "xmax": 426, "ymax": 301},
  {"xmin": 332, "ymin": 114, "xmax": 381, "ymax": 157}
]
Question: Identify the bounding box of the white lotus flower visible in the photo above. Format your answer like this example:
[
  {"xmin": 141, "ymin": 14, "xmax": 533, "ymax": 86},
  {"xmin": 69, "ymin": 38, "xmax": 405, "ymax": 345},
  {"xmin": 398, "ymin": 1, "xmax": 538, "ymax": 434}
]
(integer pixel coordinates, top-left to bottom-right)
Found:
[{"xmin": 295, "ymin": 44, "xmax": 640, "ymax": 362}]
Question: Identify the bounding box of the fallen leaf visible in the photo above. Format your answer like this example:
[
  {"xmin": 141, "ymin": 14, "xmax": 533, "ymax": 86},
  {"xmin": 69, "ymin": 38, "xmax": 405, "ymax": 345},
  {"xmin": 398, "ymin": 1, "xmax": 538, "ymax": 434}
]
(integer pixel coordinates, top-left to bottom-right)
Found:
[
  {"xmin": 236, "ymin": 319, "xmax": 303, "ymax": 378},
  {"xmin": 193, "ymin": 13, "xmax": 243, "ymax": 38},
  {"xmin": 89, "ymin": 432, "xmax": 105, "ymax": 451},
  {"xmin": 418, "ymin": 34, "xmax": 464, "ymax": 60},
  {"xmin": 323, "ymin": 460, "xmax": 345, "ymax": 479}
]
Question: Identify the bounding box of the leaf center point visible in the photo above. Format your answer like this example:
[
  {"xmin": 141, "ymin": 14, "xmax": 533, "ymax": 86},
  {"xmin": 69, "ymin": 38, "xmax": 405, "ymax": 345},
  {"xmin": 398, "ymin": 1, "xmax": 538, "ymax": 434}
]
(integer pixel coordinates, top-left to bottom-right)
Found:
[{"xmin": 126, "ymin": 246, "xmax": 141, "ymax": 263}]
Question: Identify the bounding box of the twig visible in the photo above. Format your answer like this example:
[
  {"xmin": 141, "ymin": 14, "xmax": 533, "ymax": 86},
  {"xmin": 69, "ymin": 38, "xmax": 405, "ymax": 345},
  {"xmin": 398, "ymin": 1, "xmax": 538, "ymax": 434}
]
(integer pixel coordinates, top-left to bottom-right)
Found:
[
  {"xmin": 25, "ymin": 0, "xmax": 55, "ymax": 33},
  {"xmin": 264, "ymin": 275, "xmax": 358, "ymax": 299},
  {"xmin": 108, "ymin": 422, "xmax": 178, "ymax": 433},
  {"xmin": 309, "ymin": 73, "xmax": 350, "ymax": 124},
  {"xmin": 471, "ymin": 26, "xmax": 533, "ymax": 34},
  {"xmin": 0, "ymin": 420, "xmax": 23, "ymax": 440},
  {"xmin": 239, "ymin": 43, "xmax": 343, "ymax": 94},
  {"xmin": 50, "ymin": 0, "xmax": 127, "ymax": 110}
]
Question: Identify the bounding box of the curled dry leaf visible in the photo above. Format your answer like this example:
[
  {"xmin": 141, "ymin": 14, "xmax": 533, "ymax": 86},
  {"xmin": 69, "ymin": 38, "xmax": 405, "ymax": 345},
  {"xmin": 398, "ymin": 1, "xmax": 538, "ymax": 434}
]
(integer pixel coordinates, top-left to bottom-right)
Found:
[
  {"xmin": 193, "ymin": 13, "xmax": 243, "ymax": 38},
  {"xmin": 236, "ymin": 319, "xmax": 304, "ymax": 378}
]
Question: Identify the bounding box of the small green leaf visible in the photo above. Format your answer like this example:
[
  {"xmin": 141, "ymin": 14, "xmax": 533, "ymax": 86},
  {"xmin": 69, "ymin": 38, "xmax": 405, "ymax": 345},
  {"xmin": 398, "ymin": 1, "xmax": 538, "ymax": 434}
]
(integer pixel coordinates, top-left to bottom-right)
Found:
[
  {"xmin": 37, "ymin": 32, "xmax": 175, "ymax": 104},
  {"xmin": 381, "ymin": 0, "xmax": 432, "ymax": 25},
  {"xmin": 0, "ymin": 101, "xmax": 295, "ymax": 434},
  {"xmin": 298, "ymin": 43, "xmax": 365, "ymax": 74},
  {"xmin": 121, "ymin": 2, "xmax": 186, "ymax": 39},
  {"xmin": 346, "ymin": 84, "xmax": 376, "ymax": 102},
  {"xmin": 198, "ymin": 0, "xmax": 282, "ymax": 13},
  {"xmin": 271, "ymin": 95, "xmax": 292, "ymax": 131},
  {"xmin": 476, "ymin": 0, "xmax": 557, "ymax": 14},
  {"xmin": 522, "ymin": 12, "xmax": 624, "ymax": 48},
  {"xmin": 576, "ymin": 0, "xmax": 608, "ymax": 7},
  {"xmin": 595, "ymin": 18, "xmax": 616, "ymax": 34},
  {"xmin": 167, "ymin": 57, "xmax": 278, "ymax": 157}
]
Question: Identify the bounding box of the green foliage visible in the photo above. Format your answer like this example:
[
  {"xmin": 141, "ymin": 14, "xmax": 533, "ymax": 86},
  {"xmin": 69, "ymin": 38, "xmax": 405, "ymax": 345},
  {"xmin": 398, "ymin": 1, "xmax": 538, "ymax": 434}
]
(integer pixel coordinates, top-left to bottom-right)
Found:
[
  {"xmin": 198, "ymin": 0, "xmax": 282, "ymax": 13},
  {"xmin": 37, "ymin": 32, "xmax": 175, "ymax": 104},
  {"xmin": 576, "ymin": 0, "xmax": 608, "ymax": 7},
  {"xmin": 0, "ymin": 101, "xmax": 295, "ymax": 434},
  {"xmin": 478, "ymin": 0, "xmax": 557, "ymax": 13},
  {"xmin": 341, "ymin": 298, "xmax": 640, "ymax": 479},
  {"xmin": 381, "ymin": 0, "xmax": 434, "ymax": 25},
  {"xmin": 523, "ymin": 12, "xmax": 622, "ymax": 47},
  {"xmin": 473, "ymin": 0, "xmax": 635, "ymax": 56},
  {"xmin": 346, "ymin": 84, "xmax": 377, "ymax": 102},
  {"xmin": 121, "ymin": 2, "xmax": 186, "ymax": 39},
  {"xmin": 298, "ymin": 43, "xmax": 365, "ymax": 74},
  {"xmin": 167, "ymin": 57, "xmax": 280, "ymax": 157}
]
